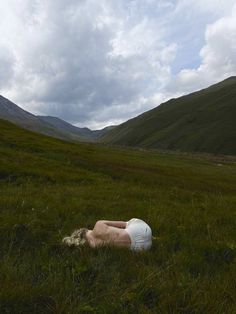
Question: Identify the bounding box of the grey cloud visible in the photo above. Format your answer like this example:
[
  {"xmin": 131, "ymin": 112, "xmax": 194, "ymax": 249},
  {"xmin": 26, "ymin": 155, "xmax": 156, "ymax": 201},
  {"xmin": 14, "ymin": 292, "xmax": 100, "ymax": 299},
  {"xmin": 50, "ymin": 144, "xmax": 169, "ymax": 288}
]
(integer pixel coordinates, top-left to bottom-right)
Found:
[
  {"xmin": 2, "ymin": 0, "xmax": 175, "ymax": 127},
  {"xmin": 0, "ymin": 46, "xmax": 15, "ymax": 90},
  {"xmin": 1, "ymin": 0, "xmax": 236, "ymax": 129}
]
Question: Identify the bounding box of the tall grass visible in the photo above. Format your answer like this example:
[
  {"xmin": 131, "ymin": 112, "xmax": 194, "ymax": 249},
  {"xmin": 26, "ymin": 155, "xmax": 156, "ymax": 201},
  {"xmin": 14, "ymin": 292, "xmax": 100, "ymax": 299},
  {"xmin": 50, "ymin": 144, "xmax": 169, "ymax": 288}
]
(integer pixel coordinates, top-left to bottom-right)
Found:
[{"xmin": 0, "ymin": 119, "xmax": 236, "ymax": 313}]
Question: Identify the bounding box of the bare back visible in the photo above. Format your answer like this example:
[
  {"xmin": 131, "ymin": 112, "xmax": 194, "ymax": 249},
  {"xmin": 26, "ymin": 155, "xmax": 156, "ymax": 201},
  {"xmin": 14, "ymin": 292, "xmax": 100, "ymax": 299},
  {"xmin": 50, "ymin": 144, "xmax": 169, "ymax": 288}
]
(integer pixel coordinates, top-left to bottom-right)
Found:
[{"xmin": 89, "ymin": 221, "xmax": 131, "ymax": 248}]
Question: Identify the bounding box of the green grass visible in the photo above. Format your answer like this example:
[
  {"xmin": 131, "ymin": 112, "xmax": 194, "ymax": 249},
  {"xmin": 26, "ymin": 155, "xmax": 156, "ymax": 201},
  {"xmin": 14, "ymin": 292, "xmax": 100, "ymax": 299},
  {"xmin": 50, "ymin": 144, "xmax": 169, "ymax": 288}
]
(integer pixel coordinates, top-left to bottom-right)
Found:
[{"xmin": 0, "ymin": 119, "xmax": 236, "ymax": 313}]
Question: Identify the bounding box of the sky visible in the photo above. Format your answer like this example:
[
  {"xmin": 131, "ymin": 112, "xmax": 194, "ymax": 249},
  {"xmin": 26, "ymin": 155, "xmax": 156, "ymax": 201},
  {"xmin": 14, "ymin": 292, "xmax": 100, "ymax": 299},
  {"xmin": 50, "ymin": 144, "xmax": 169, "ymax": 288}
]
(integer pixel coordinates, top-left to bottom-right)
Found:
[{"xmin": 0, "ymin": 0, "xmax": 236, "ymax": 130}]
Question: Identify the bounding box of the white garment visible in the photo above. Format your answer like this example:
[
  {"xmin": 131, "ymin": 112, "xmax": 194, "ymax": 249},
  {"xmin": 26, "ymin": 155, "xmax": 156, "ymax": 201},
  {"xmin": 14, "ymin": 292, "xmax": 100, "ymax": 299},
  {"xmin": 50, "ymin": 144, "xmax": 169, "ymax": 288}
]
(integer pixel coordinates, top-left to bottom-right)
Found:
[{"xmin": 125, "ymin": 218, "xmax": 152, "ymax": 251}]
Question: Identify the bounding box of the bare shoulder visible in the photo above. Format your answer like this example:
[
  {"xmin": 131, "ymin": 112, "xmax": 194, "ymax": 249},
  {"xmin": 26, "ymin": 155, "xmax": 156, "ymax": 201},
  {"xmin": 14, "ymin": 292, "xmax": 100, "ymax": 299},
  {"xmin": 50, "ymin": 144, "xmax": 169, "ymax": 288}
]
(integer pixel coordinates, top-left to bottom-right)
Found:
[{"xmin": 93, "ymin": 220, "xmax": 109, "ymax": 238}]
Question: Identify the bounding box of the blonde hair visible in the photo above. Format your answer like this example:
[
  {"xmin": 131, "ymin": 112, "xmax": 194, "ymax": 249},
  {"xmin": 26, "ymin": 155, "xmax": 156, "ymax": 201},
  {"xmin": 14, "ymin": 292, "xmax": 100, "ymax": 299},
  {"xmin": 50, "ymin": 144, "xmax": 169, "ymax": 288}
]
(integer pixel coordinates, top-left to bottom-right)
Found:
[{"xmin": 62, "ymin": 228, "xmax": 88, "ymax": 247}]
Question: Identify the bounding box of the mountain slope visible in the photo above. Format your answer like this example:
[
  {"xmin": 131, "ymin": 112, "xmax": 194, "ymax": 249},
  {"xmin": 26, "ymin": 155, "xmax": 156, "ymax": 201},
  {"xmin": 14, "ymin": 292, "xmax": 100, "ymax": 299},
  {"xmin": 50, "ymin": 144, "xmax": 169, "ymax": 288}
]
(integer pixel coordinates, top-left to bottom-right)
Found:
[
  {"xmin": 38, "ymin": 116, "xmax": 116, "ymax": 140},
  {"xmin": 38, "ymin": 115, "xmax": 97, "ymax": 140},
  {"xmin": 101, "ymin": 76, "xmax": 236, "ymax": 155},
  {"xmin": 0, "ymin": 95, "xmax": 57, "ymax": 135},
  {"xmin": 0, "ymin": 95, "xmax": 112, "ymax": 142}
]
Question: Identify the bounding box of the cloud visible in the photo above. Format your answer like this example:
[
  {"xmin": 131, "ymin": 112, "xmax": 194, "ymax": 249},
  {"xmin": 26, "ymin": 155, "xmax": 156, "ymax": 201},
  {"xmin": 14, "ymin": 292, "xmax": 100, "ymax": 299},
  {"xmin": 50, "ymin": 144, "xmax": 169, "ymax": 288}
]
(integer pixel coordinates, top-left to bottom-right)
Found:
[
  {"xmin": 0, "ymin": 0, "xmax": 179, "ymax": 128},
  {"xmin": 0, "ymin": 0, "xmax": 236, "ymax": 129},
  {"xmin": 175, "ymin": 0, "xmax": 235, "ymax": 15},
  {"xmin": 0, "ymin": 45, "xmax": 16, "ymax": 89},
  {"xmin": 168, "ymin": 3, "xmax": 236, "ymax": 94},
  {"xmin": 1, "ymin": 0, "xmax": 180, "ymax": 125}
]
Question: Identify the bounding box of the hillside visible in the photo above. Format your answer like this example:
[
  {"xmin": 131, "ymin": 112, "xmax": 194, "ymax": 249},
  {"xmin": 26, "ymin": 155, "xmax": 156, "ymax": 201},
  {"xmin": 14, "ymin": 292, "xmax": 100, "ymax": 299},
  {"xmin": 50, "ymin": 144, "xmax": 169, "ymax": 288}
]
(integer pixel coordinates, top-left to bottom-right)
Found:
[
  {"xmin": 101, "ymin": 76, "xmax": 236, "ymax": 155},
  {"xmin": 0, "ymin": 118, "xmax": 236, "ymax": 313},
  {"xmin": 0, "ymin": 95, "xmax": 64, "ymax": 138},
  {"xmin": 0, "ymin": 95, "xmax": 112, "ymax": 142},
  {"xmin": 38, "ymin": 115, "xmax": 116, "ymax": 140},
  {"xmin": 38, "ymin": 115, "xmax": 95, "ymax": 140}
]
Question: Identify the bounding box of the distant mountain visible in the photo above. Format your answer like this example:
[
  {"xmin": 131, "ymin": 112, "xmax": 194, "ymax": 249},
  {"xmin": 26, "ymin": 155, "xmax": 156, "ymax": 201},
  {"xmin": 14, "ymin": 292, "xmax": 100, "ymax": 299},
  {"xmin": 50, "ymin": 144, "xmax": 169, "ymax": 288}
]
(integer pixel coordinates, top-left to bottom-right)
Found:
[
  {"xmin": 101, "ymin": 76, "xmax": 236, "ymax": 155},
  {"xmin": 38, "ymin": 115, "xmax": 116, "ymax": 140},
  {"xmin": 92, "ymin": 125, "xmax": 117, "ymax": 138},
  {"xmin": 0, "ymin": 95, "xmax": 114, "ymax": 142},
  {"xmin": 0, "ymin": 95, "xmax": 67, "ymax": 138},
  {"xmin": 37, "ymin": 115, "xmax": 96, "ymax": 140}
]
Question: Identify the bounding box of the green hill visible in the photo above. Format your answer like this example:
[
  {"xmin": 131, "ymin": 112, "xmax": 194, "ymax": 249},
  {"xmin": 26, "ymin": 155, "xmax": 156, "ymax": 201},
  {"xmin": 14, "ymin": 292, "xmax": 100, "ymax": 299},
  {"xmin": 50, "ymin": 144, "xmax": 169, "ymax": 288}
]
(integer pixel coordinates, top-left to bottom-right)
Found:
[
  {"xmin": 0, "ymin": 119, "xmax": 236, "ymax": 313},
  {"xmin": 0, "ymin": 95, "xmax": 113, "ymax": 142},
  {"xmin": 101, "ymin": 77, "xmax": 236, "ymax": 155}
]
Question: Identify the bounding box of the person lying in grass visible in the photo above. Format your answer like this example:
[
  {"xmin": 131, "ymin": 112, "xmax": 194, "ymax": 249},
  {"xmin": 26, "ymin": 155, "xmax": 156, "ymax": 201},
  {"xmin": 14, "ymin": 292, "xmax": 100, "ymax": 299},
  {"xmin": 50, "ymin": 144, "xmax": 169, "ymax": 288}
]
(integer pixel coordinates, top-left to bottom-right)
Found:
[{"xmin": 62, "ymin": 218, "xmax": 152, "ymax": 251}]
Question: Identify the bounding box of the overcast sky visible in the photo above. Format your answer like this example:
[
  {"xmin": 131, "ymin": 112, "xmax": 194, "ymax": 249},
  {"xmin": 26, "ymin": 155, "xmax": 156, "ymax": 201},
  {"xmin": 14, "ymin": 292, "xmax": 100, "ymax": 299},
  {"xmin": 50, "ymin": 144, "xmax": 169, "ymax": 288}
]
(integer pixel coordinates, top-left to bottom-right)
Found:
[{"xmin": 0, "ymin": 0, "xmax": 236, "ymax": 129}]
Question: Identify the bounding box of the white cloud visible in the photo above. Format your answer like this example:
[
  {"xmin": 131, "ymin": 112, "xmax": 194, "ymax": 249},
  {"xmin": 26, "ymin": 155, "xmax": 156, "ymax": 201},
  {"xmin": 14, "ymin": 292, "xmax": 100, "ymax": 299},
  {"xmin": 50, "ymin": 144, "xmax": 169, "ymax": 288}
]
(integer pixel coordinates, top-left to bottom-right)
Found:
[
  {"xmin": 169, "ymin": 3, "xmax": 236, "ymax": 94},
  {"xmin": 0, "ymin": 45, "xmax": 16, "ymax": 89},
  {"xmin": 0, "ymin": 0, "xmax": 236, "ymax": 129},
  {"xmin": 0, "ymin": 0, "xmax": 179, "ymax": 128},
  {"xmin": 175, "ymin": 0, "xmax": 235, "ymax": 16}
]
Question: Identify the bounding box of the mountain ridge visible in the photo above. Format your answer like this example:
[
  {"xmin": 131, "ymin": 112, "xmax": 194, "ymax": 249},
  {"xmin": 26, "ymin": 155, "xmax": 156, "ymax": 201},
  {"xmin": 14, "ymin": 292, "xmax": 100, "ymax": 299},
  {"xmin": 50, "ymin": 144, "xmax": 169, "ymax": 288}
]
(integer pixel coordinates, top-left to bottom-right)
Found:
[
  {"xmin": 100, "ymin": 76, "xmax": 236, "ymax": 155},
  {"xmin": 0, "ymin": 95, "xmax": 113, "ymax": 142}
]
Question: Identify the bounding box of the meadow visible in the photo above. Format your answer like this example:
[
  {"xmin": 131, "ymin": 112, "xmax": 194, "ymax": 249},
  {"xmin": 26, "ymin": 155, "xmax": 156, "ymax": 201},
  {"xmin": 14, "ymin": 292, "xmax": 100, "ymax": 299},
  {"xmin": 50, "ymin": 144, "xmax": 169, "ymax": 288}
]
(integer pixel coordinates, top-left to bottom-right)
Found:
[{"xmin": 0, "ymin": 119, "xmax": 236, "ymax": 313}]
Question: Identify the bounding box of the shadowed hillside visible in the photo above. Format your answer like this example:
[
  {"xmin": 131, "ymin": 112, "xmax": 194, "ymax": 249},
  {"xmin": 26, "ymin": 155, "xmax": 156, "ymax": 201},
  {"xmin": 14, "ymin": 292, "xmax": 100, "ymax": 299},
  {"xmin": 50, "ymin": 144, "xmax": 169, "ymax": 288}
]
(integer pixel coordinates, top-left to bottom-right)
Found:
[
  {"xmin": 0, "ymin": 95, "xmax": 66, "ymax": 138},
  {"xmin": 0, "ymin": 95, "xmax": 113, "ymax": 142},
  {"xmin": 0, "ymin": 118, "xmax": 236, "ymax": 313},
  {"xmin": 101, "ymin": 77, "xmax": 236, "ymax": 155}
]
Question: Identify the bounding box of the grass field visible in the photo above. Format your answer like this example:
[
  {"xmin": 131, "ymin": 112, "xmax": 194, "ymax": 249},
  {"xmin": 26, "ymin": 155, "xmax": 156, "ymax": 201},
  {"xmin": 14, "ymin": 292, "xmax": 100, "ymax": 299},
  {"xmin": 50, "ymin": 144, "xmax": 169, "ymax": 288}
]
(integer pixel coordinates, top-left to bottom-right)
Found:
[{"xmin": 0, "ymin": 119, "xmax": 236, "ymax": 313}]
